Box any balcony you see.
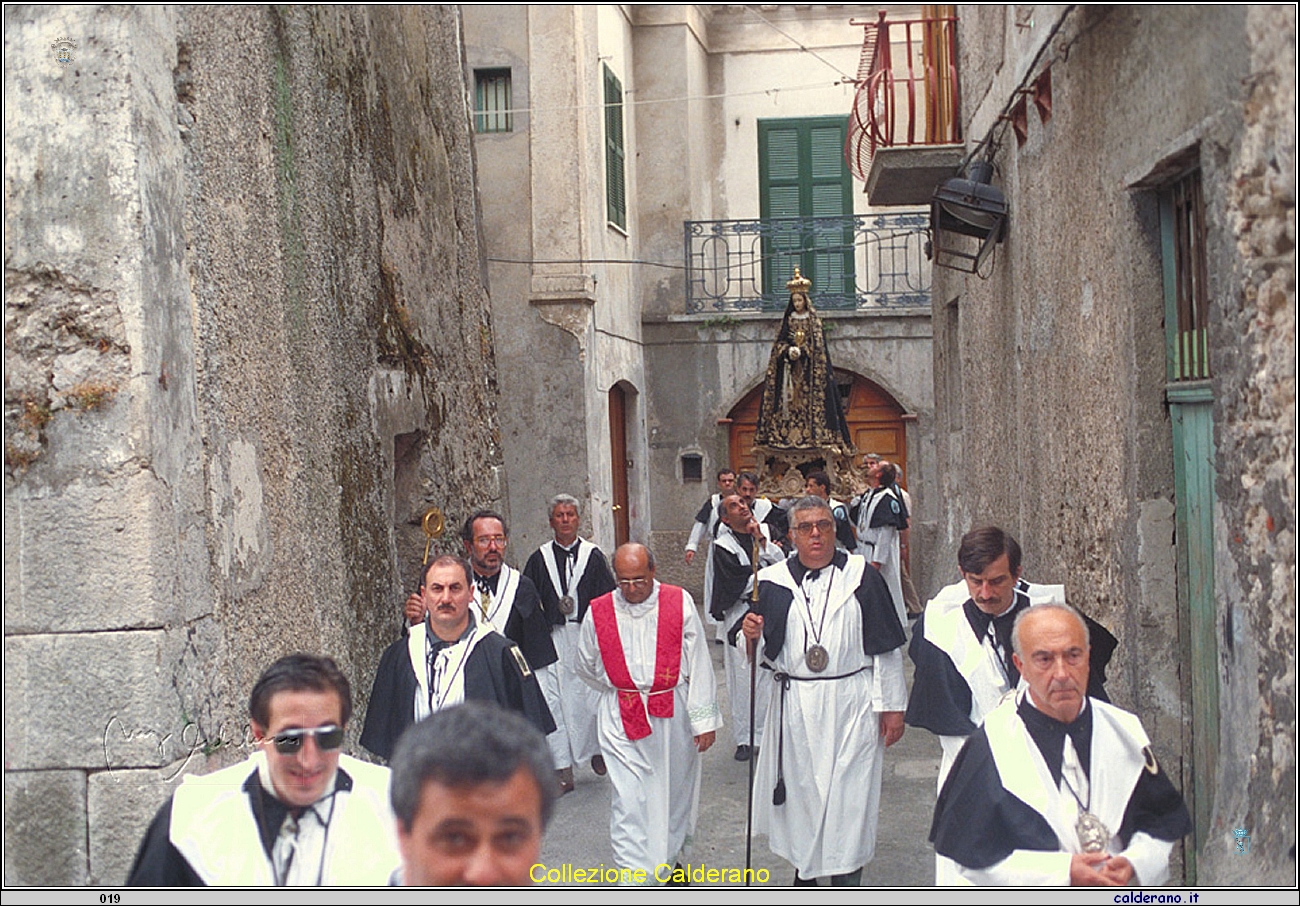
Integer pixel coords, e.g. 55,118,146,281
846,9,965,206
684,213,930,314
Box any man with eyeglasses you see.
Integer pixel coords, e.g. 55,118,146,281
575,543,721,882
930,605,1189,885
740,496,907,886
127,654,400,885
454,509,557,680
361,556,555,763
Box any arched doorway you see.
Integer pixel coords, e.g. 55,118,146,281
726,370,907,483
609,383,631,547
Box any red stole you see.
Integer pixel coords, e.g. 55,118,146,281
589,585,685,741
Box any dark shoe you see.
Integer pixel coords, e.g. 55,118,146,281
734,745,752,762
556,767,575,795
591,754,607,776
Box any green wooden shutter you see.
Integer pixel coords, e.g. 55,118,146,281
758,117,854,306
604,65,626,230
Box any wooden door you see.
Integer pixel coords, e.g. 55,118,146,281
609,384,630,547
727,370,907,482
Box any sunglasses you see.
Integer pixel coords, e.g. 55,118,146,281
268,724,344,755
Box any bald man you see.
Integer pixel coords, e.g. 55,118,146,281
575,544,721,882
930,605,1190,886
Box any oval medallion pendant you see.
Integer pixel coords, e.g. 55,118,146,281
1076,812,1109,853
805,644,829,673
559,594,576,615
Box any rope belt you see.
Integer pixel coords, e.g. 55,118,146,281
769,664,871,806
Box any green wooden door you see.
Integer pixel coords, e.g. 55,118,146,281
1160,175,1217,882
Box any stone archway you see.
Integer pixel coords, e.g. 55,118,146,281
726,369,907,490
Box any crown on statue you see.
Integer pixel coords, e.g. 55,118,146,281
786,267,812,294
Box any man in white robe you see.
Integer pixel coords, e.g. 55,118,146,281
741,496,907,886
710,493,782,761
855,459,909,625
361,556,554,762
930,604,1190,885
906,527,1117,790
737,470,788,549
684,468,735,637
575,543,722,883
522,494,618,793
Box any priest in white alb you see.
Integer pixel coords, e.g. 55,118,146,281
575,543,722,882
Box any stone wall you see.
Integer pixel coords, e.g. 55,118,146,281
4,5,502,885
1198,4,1296,885
933,4,1295,884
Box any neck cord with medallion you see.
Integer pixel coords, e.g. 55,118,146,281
1057,722,1108,852
799,562,836,673
424,615,476,715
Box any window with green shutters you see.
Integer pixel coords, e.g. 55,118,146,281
604,65,627,231
758,116,854,305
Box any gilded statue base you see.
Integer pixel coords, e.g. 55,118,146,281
753,445,869,502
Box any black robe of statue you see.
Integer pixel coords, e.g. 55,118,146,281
753,294,853,451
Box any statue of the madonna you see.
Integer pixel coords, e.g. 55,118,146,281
753,268,854,452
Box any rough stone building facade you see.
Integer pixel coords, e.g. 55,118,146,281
923,5,1294,884
462,5,939,600
5,6,503,885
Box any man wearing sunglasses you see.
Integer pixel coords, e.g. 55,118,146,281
127,654,400,885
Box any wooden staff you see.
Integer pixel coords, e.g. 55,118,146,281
745,524,761,884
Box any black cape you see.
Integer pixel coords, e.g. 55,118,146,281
865,484,909,530
710,529,762,621
522,542,618,625
905,590,1118,737
930,699,1191,871
360,626,555,761
126,766,358,886
731,549,906,657
472,569,558,671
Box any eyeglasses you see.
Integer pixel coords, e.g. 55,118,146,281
473,535,507,547
792,520,835,536
617,578,651,589
269,724,344,755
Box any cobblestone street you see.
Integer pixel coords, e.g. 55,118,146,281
539,621,939,887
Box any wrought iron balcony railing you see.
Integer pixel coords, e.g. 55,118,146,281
684,212,931,313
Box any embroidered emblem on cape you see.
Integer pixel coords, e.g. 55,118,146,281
509,645,532,678
1143,745,1159,775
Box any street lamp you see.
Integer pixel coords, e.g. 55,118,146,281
929,159,1008,274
